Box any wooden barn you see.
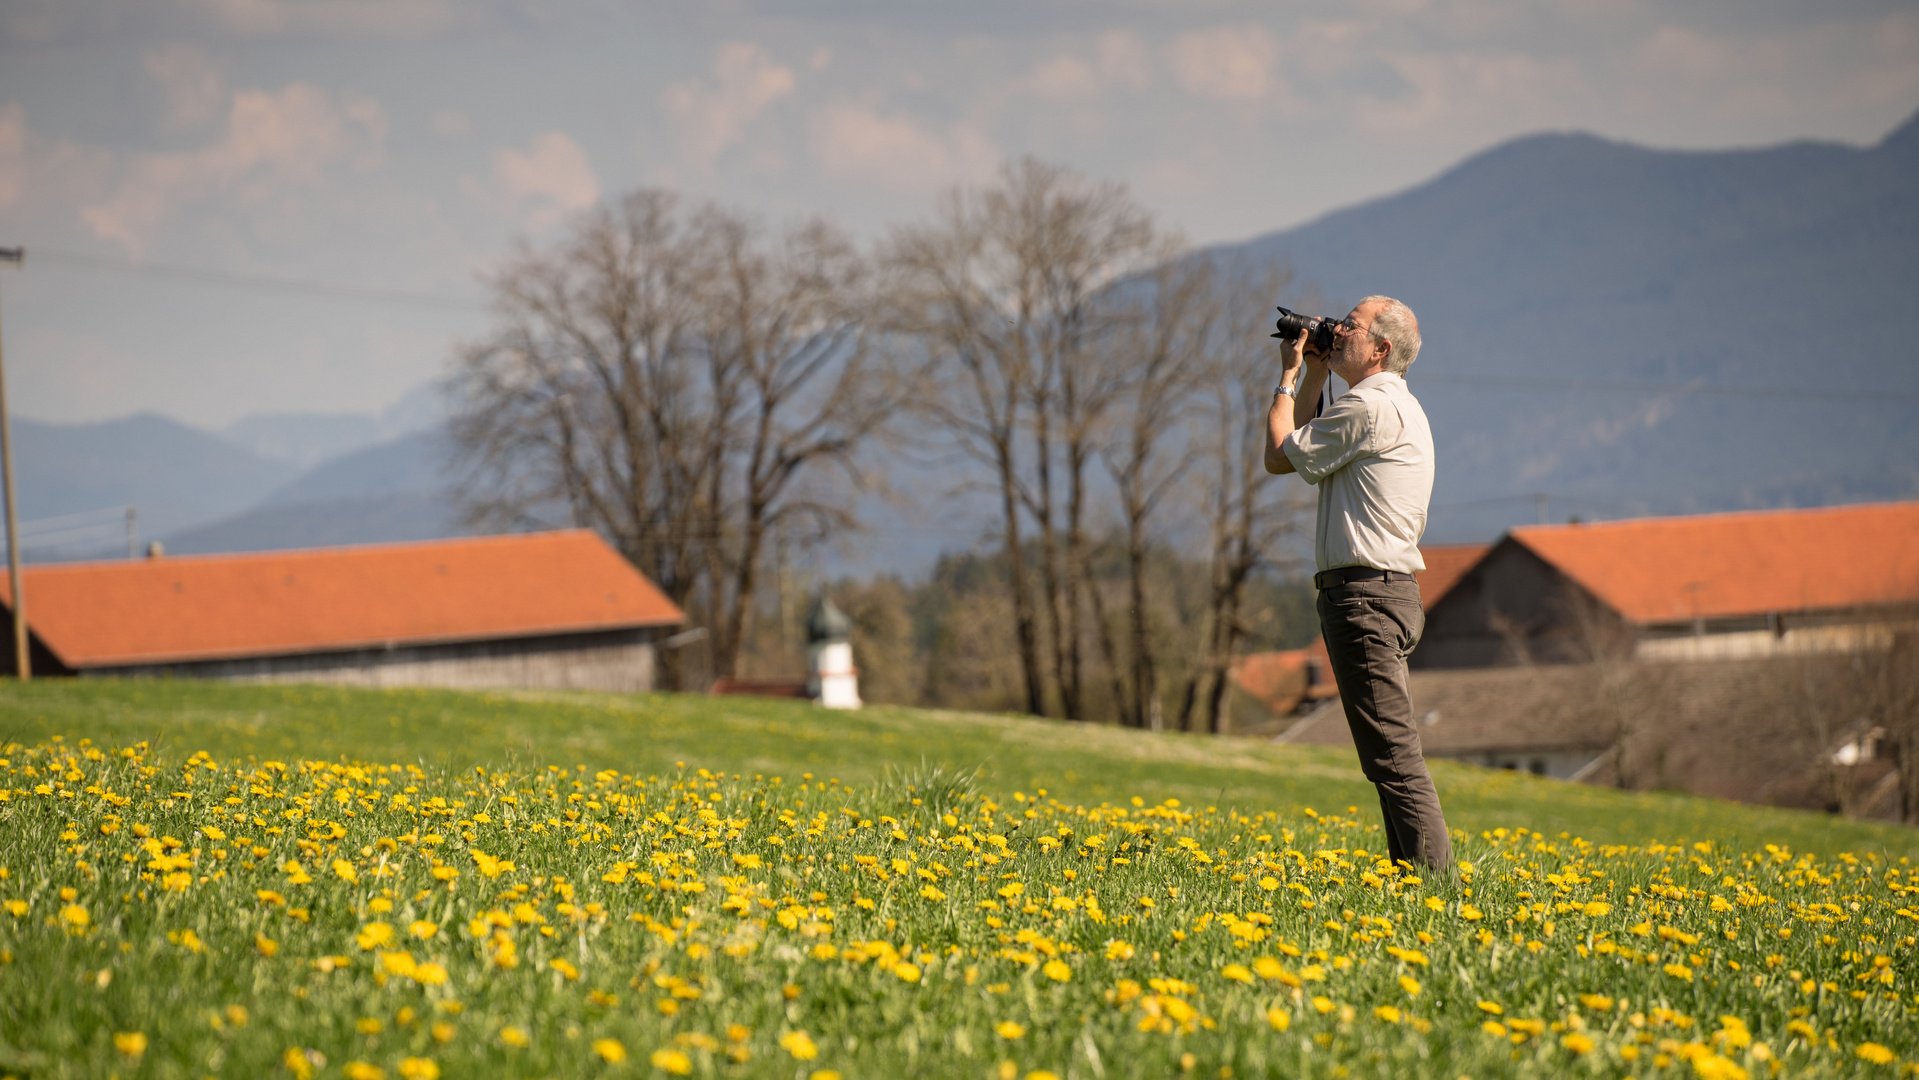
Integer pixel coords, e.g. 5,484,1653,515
0,531,683,691
1412,502,1919,669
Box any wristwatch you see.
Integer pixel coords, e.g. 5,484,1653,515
1276,381,1300,398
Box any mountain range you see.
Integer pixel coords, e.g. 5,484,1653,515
1221,107,1919,539
9,107,1918,566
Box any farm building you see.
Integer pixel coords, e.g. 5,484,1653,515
0,531,683,691
1412,501,1919,669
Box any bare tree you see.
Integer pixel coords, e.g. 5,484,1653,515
1175,262,1312,734
448,191,893,686
698,215,899,678
1101,257,1217,729
885,159,1165,718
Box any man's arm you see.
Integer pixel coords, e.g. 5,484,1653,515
1264,337,1331,475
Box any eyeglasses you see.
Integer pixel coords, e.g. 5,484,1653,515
1335,319,1386,342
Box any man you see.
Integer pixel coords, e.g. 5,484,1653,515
1263,295,1452,873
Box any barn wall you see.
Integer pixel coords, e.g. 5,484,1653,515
86,629,658,692
1413,539,1631,669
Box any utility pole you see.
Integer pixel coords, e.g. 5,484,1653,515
0,246,25,680
126,506,137,559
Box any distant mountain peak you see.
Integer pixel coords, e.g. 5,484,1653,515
1879,106,1919,155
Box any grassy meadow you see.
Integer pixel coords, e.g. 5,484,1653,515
1,679,1916,1079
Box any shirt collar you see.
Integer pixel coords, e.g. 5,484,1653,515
1349,371,1404,392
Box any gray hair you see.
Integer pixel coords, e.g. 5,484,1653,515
1357,295,1421,375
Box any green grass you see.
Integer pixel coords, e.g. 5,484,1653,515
0,679,1910,861
0,679,1915,1080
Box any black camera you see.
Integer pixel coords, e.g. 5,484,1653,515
1271,306,1348,354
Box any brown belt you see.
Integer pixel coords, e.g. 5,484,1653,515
1313,566,1415,590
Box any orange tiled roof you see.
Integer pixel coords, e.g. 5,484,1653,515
1417,544,1490,609
1230,638,1334,714
0,531,683,669
1509,502,1919,625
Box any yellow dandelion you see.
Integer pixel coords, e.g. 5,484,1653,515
780,1031,819,1061
283,1048,316,1080
1042,960,1071,983
4,900,26,917
1221,964,1254,984
1856,1043,1896,1065
343,1063,384,1080
397,1059,440,1080
59,904,89,930
649,1048,692,1074
592,1038,627,1063
409,920,439,940
1374,1006,1401,1023
356,922,394,950
1476,1001,1503,1015
1583,901,1611,917
894,962,922,983
331,859,358,883
1562,1033,1595,1054
500,1026,530,1048
1312,996,1335,1014
1578,994,1614,1012
1266,1008,1290,1032
810,1072,841,1080
1105,941,1135,961
996,1021,1026,1040
1398,975,1421,996
1482,1021,1508,1037
255,933,279,957
113,1032,147,1057
1664,963,1694,982
550,958,579,980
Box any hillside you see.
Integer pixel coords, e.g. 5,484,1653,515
0,678,1907,859
1217,109,1919,540
9,414,294,552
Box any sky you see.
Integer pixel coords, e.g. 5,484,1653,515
0,0,1914,430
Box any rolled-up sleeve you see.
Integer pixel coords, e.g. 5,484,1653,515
1282,396,1371,485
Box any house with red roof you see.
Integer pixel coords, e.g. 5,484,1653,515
0,531,684,690
1413,501,1919,669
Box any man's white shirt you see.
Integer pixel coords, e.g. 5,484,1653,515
1281,371,1434,574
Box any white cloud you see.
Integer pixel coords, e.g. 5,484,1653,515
431,109,471,138
810,101,1000,195
1167,25,1283,102
80,83,386,255
661,42,796,173
187,0,452,36
463,131,600,233
145,43,226,130
0,103,117,217
1020,31,1152,104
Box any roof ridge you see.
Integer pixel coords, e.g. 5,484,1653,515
16,529,599,574
1511,499,1918,537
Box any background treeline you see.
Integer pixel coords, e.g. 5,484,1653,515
448,160,1317,730
735,544,1319,726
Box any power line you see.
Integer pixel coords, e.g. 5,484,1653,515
24,247,488,313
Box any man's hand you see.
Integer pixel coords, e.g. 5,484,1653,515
1281,332,1307,385
1266,336,1308,475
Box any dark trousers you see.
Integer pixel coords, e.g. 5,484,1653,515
1317,578,1454,872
